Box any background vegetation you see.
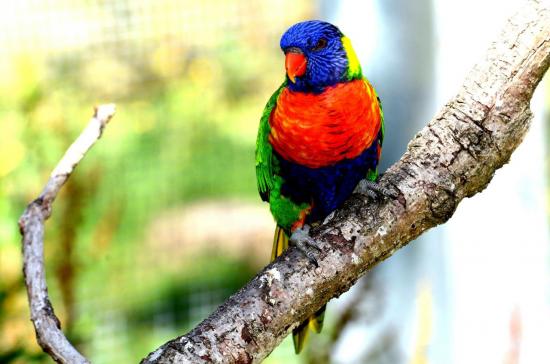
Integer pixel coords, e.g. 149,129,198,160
0,1,315,363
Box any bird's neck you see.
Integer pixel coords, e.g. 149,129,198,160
286,73,363,93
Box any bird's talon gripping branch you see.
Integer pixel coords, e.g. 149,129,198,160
354,179,398,199
290,224,322,267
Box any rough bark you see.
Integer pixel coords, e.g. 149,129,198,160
19,105,116,364
142,1,550,363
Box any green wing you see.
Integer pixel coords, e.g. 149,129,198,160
364,77,385,181
376,91,385,147
363,77,384,146
256,82,286,201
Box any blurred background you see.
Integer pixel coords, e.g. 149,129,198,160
0,0,548,363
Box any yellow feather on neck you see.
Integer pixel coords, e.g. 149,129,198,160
341,36,362,79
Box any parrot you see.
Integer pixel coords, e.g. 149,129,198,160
255,20,393,354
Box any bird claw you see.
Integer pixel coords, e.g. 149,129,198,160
354,179,398,199
290,225,322,267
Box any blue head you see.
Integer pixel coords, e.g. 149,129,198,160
280,20,362,93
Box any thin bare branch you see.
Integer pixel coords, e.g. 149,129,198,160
142,1,550,363
19,104,116,364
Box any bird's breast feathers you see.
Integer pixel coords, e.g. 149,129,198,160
269,79,381,168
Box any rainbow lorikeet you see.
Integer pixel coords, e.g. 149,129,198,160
255,20,393,353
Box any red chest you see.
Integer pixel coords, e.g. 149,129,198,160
268,79,382,168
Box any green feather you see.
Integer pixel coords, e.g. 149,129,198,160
363,77,385,182
268,174,310,231
374,84,385,146
255,82,286,201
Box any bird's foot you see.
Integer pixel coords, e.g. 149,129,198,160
290,224,322,267
355,179,398,199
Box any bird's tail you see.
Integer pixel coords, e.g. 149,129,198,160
270,225,289,261
271,225,326,354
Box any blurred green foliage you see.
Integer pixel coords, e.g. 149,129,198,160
0,36,305,364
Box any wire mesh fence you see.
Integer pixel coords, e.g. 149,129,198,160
0,1,316,363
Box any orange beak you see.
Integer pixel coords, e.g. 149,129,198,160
285,52,307,83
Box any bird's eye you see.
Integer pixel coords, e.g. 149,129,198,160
311,37,328,51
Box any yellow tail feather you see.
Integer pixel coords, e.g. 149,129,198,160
309,305,326,333
271,225,289,261
292,320,310,354
271,225,326,354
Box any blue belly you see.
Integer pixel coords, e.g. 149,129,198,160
276,137,380,223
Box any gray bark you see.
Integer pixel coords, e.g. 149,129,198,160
142,1,550,363
19,105,116,364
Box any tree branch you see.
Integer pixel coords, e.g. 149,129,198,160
19,104,116,364
142,1,550,363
